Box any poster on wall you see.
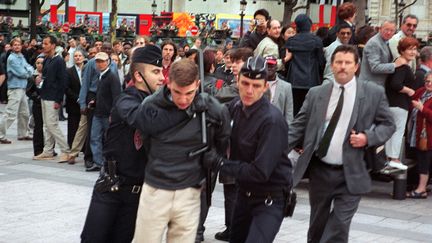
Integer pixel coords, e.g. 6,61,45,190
215,13,252,39
75,12,103,33
117,15,137,32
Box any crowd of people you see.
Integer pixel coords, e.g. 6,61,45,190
0,3,431,243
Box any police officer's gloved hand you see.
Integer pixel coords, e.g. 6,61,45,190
203,148,224,171
191,93,208,113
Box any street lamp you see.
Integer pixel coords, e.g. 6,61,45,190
151,0,157,21
239,0,247,38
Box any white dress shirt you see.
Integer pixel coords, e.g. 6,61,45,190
321,77,357,165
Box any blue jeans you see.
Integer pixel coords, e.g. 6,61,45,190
90,116,109,166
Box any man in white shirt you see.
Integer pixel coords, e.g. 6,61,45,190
289,45,395,242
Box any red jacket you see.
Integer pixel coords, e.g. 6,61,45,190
412,87,432,150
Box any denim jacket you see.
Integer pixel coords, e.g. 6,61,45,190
7,52,34,89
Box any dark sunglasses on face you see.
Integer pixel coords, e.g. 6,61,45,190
406,23,417,28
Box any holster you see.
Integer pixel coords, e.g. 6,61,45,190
283,189,297,217
94,159,120,193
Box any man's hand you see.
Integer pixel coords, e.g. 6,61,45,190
80,108,88,115
203,149,224,171
350,130,368,148
412,99,423,112
394,57,407,68
54,102,61,110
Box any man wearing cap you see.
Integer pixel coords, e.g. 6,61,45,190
81,46,165,243
79,42,118,169
86,51,121,172
204,56,292,242
130,59,231,242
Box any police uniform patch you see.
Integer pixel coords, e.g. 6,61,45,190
134,130,143,150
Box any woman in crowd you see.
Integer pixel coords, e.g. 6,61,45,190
406,71,432,199
384,37,418,170
110,53,125,89
26,56,44,156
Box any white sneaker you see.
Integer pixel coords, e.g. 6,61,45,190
388,160,408,170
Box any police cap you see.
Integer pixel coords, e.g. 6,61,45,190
240,56,268,80
132,45,163,67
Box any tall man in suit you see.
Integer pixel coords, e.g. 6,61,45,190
65,50,84,147
359,20,406,86
289,45,396,242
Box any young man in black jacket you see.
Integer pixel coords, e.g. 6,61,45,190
130,59,231,242
81,45,165,242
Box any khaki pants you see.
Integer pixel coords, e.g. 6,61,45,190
41,100,70,154
69,114,88,157
133,183,201,243
0,88,29,139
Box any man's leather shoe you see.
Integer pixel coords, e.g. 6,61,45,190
68,156,76,165
18,136,33,141
0,138,12,144
215,228,230,242
85,160,94,169
85,164,101,172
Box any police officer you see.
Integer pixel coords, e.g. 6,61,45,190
80,45,165,243
204,56,292,243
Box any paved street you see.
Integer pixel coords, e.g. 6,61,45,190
0,104,431,242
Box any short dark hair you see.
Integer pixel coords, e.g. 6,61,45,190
130,62,146,83
331,45,359,64
203,49,215,74
402,14,418,24
254,9,270,21
337,23,352,33
169,59,199,87
44,35,57,45
230,48,253,62
161,40,177,62
397,37,419,55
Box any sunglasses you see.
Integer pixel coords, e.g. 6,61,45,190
339,31,352,36
406,23,417,28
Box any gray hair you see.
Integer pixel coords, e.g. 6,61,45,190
380,19,396,27
420,46,432,62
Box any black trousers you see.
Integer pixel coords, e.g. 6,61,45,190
67,112,80,148
32,102,44,156
84,109,94,162
292,88,309,116
230,191,285,243
223,184,237,229
81,187,141,243
308,160,361,243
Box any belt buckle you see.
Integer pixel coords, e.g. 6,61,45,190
131,185,141,194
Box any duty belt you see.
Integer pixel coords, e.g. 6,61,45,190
119,184,142,194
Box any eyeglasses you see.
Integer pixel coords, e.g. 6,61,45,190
136,42,144,45
339,31,352,36
36,62,43,64
425,80,432,84
406,23,417,28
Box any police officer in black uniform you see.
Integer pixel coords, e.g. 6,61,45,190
80,45,165,243
205,56,292,243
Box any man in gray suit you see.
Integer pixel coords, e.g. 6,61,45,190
359,20,406,86
265,56,293,126
289,45,395,243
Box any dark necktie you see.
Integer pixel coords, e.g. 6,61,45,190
386,42,393,62
316,86,345,159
